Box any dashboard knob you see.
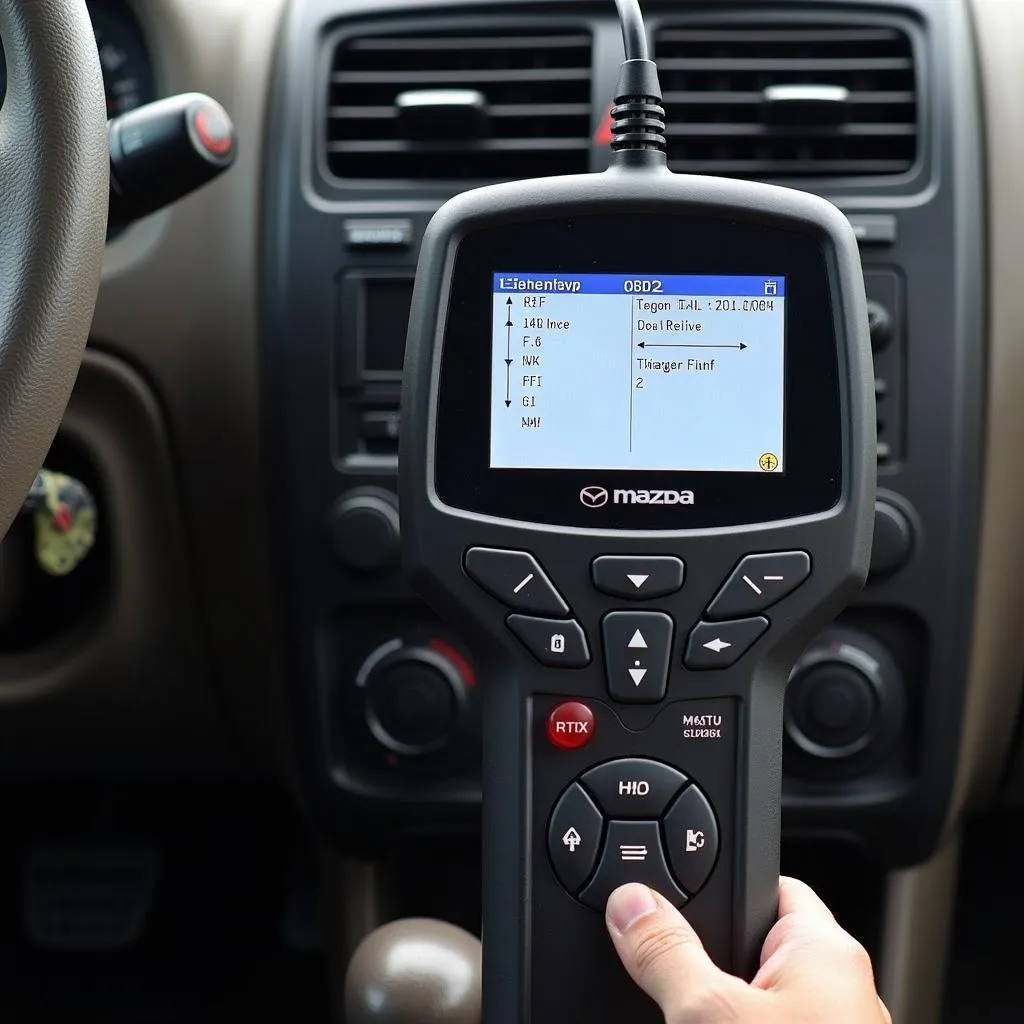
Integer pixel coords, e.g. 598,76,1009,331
332,489,400,573
358,641,471,756
785,629,904,762
870,498,915,578
866,299,894,352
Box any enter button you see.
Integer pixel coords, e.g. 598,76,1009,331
663,785,720,895
580,758,687,818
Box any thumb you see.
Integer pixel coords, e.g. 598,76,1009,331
605,884,724,1012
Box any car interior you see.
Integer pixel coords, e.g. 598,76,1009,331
0,0,1022,1021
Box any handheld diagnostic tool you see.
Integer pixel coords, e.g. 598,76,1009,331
401,2,875,1021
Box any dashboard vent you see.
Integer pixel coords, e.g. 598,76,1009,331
325,26,592,181
653,21,919,179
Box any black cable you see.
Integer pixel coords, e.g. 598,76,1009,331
611,0,666,164
615,0,649,61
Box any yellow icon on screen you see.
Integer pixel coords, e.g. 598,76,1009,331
759,453,779,473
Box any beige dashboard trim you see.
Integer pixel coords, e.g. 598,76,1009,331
90,0,292,770
950,0,1024,823
0,351,230,769
879,839,960,1024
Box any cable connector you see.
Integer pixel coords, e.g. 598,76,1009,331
610,58,667,166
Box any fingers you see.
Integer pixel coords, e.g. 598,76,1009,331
759,876,836,967
605,884,725,1013
777,876,836,922
754,877,878,1003
607,880,886,1023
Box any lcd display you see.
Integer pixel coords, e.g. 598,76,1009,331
490,274,786,473
434,214,841,530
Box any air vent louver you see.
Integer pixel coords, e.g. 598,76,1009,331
325,27,592,181
654,22,919,179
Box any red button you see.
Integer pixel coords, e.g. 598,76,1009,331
193,105,234,158
546,702,595,750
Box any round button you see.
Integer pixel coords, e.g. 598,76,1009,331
358,641,471,757
785,630,906,763
367,663,457,753
546,702,595,750
870,499,914,578
798,665,877,749
866,300,893,352
332,490,400,573
787,661,879,759
191,103,234,158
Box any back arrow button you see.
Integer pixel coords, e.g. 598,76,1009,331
703,637,732,654
685,617,769,670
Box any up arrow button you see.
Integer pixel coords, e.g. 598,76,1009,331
628,629,648,649
603,611,674,703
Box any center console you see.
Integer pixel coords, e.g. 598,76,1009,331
261,0,984,882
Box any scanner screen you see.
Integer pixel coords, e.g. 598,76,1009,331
490,274,786,474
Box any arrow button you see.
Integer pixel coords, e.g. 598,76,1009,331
685,617,769,670
602,611,674,704
628,629,648,649
465,548,568,617
702,637,732,654
706,552,811,619
547,784,603,894
628,665,648,686
592,556,685,601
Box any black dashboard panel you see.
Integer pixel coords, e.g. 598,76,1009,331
262,0,984,866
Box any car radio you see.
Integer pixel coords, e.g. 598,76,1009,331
399,2,874,1020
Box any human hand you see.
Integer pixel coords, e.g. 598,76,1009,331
606,878,890,1023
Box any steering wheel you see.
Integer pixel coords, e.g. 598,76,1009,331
0,0,109,534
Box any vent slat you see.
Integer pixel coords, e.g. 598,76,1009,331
665,123,916,138
657,57,912,73
657,28,903,44
656,20,919,180
328,138,591,154
348,33,591,51
330,103,592,120
331,67,590,85
668,159,911,175
664,90,915,105
324,26,592,181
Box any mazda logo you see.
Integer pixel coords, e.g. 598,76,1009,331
579,486,609,509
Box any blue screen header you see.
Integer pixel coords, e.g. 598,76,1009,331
493,273,786,298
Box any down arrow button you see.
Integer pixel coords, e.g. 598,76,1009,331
603,611,674,703
592,556,685,601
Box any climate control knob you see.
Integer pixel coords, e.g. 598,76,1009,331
785,628,904,763
357,640,473,757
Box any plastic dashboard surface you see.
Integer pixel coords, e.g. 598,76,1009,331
260,0,988,871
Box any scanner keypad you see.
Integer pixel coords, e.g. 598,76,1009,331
547,758,720,908
464,547,812,693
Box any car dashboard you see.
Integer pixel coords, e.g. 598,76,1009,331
3,1,1024,1021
